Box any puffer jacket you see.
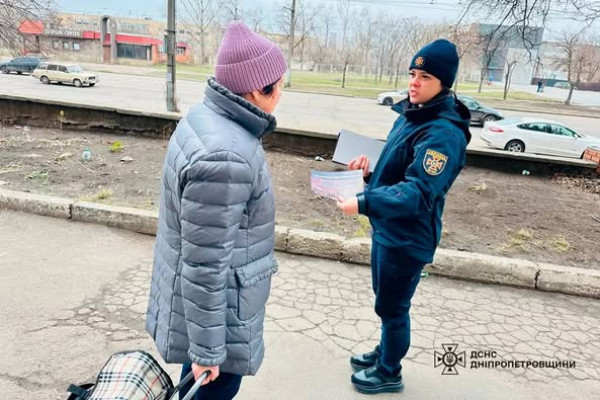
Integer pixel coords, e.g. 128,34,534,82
146,78,278,376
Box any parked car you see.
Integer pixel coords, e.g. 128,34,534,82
553,81,571,89
481,117,600,159
377,89,408,105
0,55,47,75
377,90,503,126
32,63,99,87
457,95,503,126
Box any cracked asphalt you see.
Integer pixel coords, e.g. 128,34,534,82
1,209,599,399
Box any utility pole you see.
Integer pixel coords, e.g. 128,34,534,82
166,0,177,112
284,0,296,87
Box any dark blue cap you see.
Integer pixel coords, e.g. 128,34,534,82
409,39,459,88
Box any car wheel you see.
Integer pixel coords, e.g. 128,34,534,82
74,79,82,88
383,97,394,106
89,83,96,87
16,71,22,75
505,140,525,153
40,76,50,84
482,115,497,125
0,67,8,74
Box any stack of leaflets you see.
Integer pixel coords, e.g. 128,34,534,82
310,170,364,200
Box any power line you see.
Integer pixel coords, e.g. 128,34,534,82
323,0,462,12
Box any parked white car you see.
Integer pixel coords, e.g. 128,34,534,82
377,89,408,105
481,118,600,159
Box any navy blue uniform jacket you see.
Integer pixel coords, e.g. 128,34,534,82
357,93,471,264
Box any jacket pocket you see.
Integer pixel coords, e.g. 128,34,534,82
234,253,278,321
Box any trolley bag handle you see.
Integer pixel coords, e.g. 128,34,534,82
66,383,94,399
170,371,209,400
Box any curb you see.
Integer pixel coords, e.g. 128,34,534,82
1,188,598,299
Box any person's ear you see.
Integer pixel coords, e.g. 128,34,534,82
242,90,262,105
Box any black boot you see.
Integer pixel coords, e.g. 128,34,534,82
351,365,404,395
350,345,381,372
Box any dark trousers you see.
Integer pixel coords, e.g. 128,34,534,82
371,242,425,376
179,363,243,400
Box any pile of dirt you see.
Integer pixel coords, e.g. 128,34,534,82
1,125,599,270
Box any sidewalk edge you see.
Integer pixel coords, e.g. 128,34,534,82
1,188,598,299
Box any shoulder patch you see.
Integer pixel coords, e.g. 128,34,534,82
423,149,448,176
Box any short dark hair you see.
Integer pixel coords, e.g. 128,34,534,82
260,79,279,96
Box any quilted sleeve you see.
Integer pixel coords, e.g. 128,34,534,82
179,151,253,366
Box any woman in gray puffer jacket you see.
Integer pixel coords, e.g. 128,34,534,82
146,22,287,399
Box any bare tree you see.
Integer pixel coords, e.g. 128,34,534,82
295,1,317,71
460,0,600,50
385,22,406,85
245,7,269,33
275,0,319,86
554,30,596,105
356,8,376,80
337,0,354,88
372,14,389,82
449,24,479,91
583,34,600,82
180,0,218,64
476,24,523,93
503,57,518,99
0,0,53,55
222,0,242,22
281,0,296,87
310,3,335,72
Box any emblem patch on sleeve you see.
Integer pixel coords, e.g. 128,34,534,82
423,149,448,176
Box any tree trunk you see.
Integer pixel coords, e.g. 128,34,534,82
200,32,206,65
453,60,460,92
478,68,485,93
503,69,510,100
300,41,305,71
342,60,348,88
565,84,574,105
285,0,296,88
394,61,401,90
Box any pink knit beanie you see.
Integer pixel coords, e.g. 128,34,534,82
215,22,287,95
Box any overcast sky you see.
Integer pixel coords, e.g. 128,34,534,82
57,0,599,40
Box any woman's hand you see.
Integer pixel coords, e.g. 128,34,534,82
337,197,359,216
348,155,371,178
191,363,219,386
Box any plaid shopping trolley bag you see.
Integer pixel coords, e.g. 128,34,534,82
66,350,207,400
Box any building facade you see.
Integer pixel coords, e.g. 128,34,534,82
472,23,544,85
19,13,192,65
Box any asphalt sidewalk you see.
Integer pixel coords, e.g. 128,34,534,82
1,209,599,399
1,187,599,299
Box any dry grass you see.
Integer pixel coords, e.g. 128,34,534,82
551,236,572,253
468,182,487,193
79,188,113,202
499,228,536,253
353,215,371,238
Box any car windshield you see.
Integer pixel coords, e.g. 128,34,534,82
67,66,83,73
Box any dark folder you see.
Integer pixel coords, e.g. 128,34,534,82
332,129,385,173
